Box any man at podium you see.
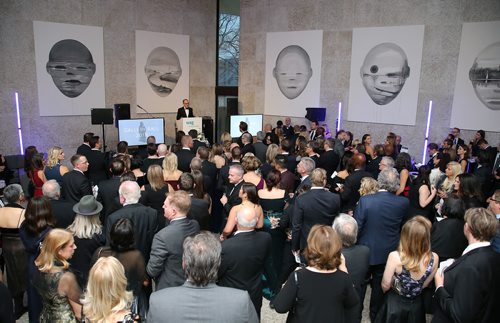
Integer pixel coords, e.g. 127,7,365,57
176,98,195,120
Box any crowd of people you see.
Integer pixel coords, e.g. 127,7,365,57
0,118,499,323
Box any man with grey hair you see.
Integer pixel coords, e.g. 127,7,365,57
333,214,370,323
354,168,409,322
253,131,267,164
106,180,157,263
2,183,23,205
240,132,255,157
219,206,271,318
148,232,258,323
220,164,245,230
42,180,74,228
378,156,395,172
294,156,315,194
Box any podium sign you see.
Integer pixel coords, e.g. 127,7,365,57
176,117,202,133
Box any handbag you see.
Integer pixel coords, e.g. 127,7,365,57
286,271,300,323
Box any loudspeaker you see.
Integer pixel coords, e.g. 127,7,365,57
227,98,238,115
202,117,214,145
91,108,114,125
305,107,326,122
114,103,131,127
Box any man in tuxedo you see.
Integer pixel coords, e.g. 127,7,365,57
240,132,255,157
451,127,465,148
427,143,439,168
176,98,194,120
294,157,315,194
292,168,340,252
237,122,253,148
97,159,125,224
334,214,370,323
282,117,294,140
175,135,195,172
318,138,340,179
477,139,498,167
148,232,259,323
263,123,278,145
218,205,271,318
253,131,267,164
433,207,500,323
354,168,409,322
76,132,93,157
42,180,75,229
147,190,200,290
197,146,218,196
62,154,92,205
86,135,108,185
218,145,242,192
106,181,158,263
340,153,374,213
277,139,297,174
308,120,319,141
220,164,245,230
189,129,207,154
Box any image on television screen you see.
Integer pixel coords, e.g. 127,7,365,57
230,114,263,137
118,118,165,146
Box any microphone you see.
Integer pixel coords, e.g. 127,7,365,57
137,104,155,118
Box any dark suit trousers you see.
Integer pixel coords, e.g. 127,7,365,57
360,264,385,322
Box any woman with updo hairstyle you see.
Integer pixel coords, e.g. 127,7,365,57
33,229,82,322
242,155,265,190
29,153,47,197
377,216,438,322
44,146,69,187
274,225,357,322
92,218,148,319
408,166,437,222
83,257,135,323
362,134,376,160
395,152,412,197
260,143,279,180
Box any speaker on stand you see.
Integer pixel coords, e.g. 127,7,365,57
114,103,131,128
202,117,214,145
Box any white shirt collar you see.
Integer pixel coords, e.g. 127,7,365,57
171,216,187,222
462,241,490,255
301,175,309,182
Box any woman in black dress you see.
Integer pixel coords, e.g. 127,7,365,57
453,173,485,209
274,225,358,322
140,164,169,230
408,166,437,222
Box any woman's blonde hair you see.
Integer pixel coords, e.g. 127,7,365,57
35,229,73,272
82,257,132,323
359,177,379,197
265,144,279,164
398,216,432,272
220,132,232,143
162,153,178,173
242,155,261,172
147,164,166,191
46,146,63,168
304,225,342,270
441,161,462,192
67,213,102,239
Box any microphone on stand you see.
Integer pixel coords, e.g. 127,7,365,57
137,104,156,118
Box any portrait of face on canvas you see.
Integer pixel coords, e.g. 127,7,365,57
46,39,96,98
469,41,500,111
273,45,313,100
360,42,410,105
144,46,183,97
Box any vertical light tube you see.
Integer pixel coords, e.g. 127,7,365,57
337,102,342,132
15,92,24,154
422,100,433,164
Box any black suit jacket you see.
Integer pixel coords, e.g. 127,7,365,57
76,144,92,157
253,142,267,164
431,218,468,261
240,143,255,156
192,139,207,154
175,148,195,173
292,188,340,251
343,245,370,323
223,180,244,217
96,176,122,223
176,107,194,120
433,246,500,323
340,169,374,212
217,161,239,192
318,149,340,178
219,231,272,315
86,149,108,185
201,160,218,195
282,125,294,140
62,170,92,205
50,199,76,229
188,197,210,230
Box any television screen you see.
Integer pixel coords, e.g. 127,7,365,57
118,118,165,146
230,114,263,137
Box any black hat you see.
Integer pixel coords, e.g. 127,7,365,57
73,195,103,216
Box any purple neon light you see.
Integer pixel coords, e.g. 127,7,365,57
421,100,433,164
337,102,342,132
15,92,24,154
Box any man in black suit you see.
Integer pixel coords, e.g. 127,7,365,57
318,138,340,179
294,157,314,195
340,153,374,213
175,135,195,172
292,168,340,253
237,121,253,147
354,168,409,322
106,181,158,263
426,143,439,168
42,180,75,229
309,120,319,141
218,145,242,192
62,154,92,205
147,190,200,290
263,123,278,145
176,98,194,120
87,136,108,185
474,149,495,198
333,213,370,323
450,127,465,148
220,164,245,231
197,146,218,195
478,139,498,167
253,131,267,164
433,207,500,323
277,139,297,174
282,117,294,140
96,159,125,225
240,132,255,157
178,173,210,230
219,205,272,318
76,132,93,157
188,129,207,154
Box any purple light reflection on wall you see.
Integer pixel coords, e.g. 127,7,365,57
337,102,342,132
421,100,433,164
15,92,24,155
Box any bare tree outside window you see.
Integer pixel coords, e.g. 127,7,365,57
218,13,239,86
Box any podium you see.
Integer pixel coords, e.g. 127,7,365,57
176,117,202,134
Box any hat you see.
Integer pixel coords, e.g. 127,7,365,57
73,195,103,216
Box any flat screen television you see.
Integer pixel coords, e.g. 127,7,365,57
118,118,165,146
230,114,263,137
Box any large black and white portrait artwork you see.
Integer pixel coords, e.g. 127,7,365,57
34,21,105,116
451,21,500,131
136,31,189,114
348,25,424,125
265,30,322,117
